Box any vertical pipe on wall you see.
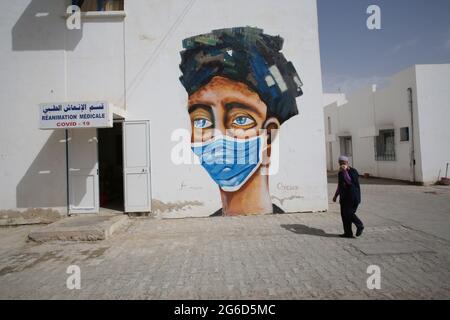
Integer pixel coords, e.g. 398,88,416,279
65,129,70,216
64,4,69,216
327,116,332,170
372,85,378,177
408,87,416,183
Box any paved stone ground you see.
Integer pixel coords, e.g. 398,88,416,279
0,178,449,299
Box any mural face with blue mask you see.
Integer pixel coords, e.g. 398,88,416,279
192,135,264,192
181,27,303,216
186,75,284,216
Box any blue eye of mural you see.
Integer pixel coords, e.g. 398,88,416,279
194,118,212,129
233,116,254,126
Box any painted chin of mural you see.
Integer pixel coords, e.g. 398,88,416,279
188,76,280,216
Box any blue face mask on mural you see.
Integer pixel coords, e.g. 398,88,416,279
191,135,264,192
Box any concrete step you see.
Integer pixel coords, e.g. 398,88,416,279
28,214,128,242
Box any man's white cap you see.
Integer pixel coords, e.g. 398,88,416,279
338,155,349,162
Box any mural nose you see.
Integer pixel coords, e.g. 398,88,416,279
213,126,227,138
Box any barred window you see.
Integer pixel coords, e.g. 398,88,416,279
375,129,396,161
72,0,124,12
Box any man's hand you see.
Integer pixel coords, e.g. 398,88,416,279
332,195,337,202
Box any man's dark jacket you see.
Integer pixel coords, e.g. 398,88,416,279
338,167,361,208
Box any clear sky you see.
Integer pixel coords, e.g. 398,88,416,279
317,0,450,94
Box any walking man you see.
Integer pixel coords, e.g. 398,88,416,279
332,155,364,238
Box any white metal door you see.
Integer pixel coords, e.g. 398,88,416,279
68,129,99,214
123,121,151,213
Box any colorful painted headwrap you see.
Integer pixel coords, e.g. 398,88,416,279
179,26,303,124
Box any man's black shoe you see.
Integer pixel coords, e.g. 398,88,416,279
339,234,355,238
356,227,364,237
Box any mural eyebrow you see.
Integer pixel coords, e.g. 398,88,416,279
188,104,213,115
224,102,263,117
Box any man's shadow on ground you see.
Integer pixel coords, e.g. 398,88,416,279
281,224,341,238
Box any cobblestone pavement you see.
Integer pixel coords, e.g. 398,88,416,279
0,180,449,299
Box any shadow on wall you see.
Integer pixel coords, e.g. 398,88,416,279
16,131,68,208
12,0,82,51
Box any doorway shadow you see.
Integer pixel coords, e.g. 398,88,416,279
98,123,124,212
281,224,340,238
16,130,68,208
12,0,82,51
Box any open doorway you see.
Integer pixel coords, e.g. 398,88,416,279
98,122,124,212
339,136,353,166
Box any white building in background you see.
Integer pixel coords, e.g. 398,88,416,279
0,0,328,217
324,64,450,185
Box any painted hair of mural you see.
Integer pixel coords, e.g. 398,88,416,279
179,26,304,216
179,26,303,124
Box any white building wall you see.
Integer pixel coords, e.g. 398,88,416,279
324,86,377,173
324,64,450,184
323,93,347,108
323,102,339,171
415,64,450,184
0,0,328,216
371,66,420,182
0,0,125,212
125,0,328,217
323,93,348,171
339,86,376,174
1,0,67,212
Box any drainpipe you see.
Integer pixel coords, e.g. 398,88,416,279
371,84,378,177
408,88,416,183
65,129,70,216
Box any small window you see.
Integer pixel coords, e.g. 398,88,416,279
400,127,409,142
375,129,396,161
72,0,124,12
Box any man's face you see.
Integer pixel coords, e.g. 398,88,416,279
187,76,270,142
339,161,349,168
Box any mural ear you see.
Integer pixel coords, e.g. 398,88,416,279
263,117,280,145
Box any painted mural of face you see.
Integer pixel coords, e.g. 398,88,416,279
188,76,279,216
179,27,304,216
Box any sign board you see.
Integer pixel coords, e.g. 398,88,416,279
39,101,113,129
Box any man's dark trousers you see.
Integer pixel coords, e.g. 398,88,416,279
340,203,363,236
